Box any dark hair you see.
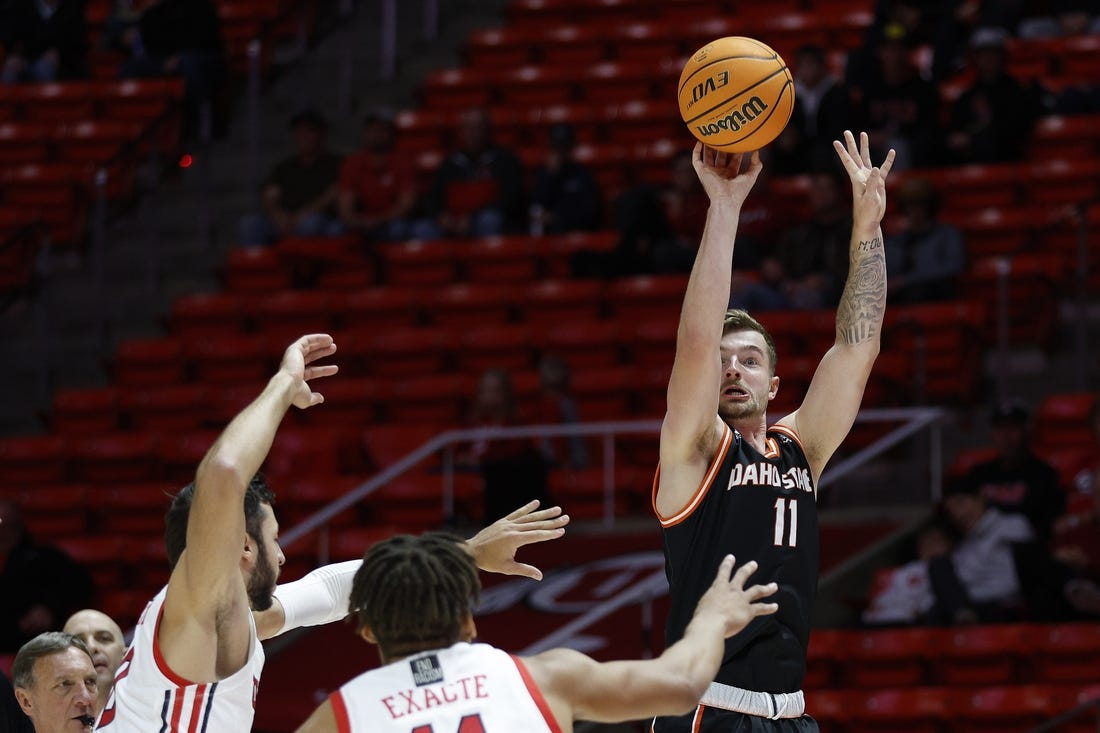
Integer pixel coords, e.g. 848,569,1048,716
165,474,275,570
13,633,92,690
724,309,779,375
349,533,480,659
795,44,827,65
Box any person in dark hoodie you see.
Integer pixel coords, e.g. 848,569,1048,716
0,500,94,653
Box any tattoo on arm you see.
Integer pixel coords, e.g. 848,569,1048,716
836,246,887,345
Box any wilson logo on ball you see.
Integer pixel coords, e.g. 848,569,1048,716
695,96,769,137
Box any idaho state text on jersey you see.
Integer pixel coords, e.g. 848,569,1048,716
725,462,812,493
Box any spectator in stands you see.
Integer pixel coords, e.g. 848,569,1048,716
785,45,850,173
337,109,439,242
1019,0,1100,37
929,478,1035,623
862,520,954,626
945,27,1041,164
529,123,601,235
2,670,34,733
729,167,851,311
238,110,344,247
11,632,98,733
533,354,588,471
850,23,941,170
961,401,1064,541
117,0,225,137
0,501,94,654
886,178,966,304
61,610,124,715
0,0,87,84
463,368,552,524
426,109,526,237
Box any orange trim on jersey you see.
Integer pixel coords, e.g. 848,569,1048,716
652,423,733,528
763,437,780,459
330,691,352,733
510,656,564,733
152,606,200,688
692,705,705,732
768,423,804,452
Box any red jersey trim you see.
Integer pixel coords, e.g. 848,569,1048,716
186,684,207,733
510,656,564,733
153,606,201,688
653,423,733,528
692,705,705,732
329,691,352,733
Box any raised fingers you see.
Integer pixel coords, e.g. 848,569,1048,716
503,499,542,521
745,581,779,602
730,559,759,589
879,148,897,178
859,131,872,168
844,129,860,164
303,363,339,382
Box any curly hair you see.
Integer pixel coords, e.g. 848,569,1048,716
349,533,480,659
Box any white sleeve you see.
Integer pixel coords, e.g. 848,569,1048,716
271,560,362,636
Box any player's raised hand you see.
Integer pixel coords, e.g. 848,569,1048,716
833,130,895,228
466,500,570,580
279,334,338,409
693,555,778,638
692,142,763,207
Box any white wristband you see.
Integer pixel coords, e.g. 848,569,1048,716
271,560,362,636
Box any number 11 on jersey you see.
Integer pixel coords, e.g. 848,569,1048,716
773,498,798,547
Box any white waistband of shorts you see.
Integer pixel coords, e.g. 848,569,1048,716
699,682,805,720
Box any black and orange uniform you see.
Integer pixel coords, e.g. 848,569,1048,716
652,423,819,733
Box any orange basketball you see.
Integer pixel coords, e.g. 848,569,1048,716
677,36,795,152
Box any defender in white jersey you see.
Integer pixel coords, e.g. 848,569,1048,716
295,533,779,733
98,335,569,733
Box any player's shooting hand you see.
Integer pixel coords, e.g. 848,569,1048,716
692,142,762,208
466,500,569,580
694,555,778,638
279,334,338,409
833,130,895,228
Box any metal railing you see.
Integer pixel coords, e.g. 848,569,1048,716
280,407,947,561
1028,695,1100,733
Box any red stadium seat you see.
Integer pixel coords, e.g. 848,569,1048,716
930,624,1030,686
517,279,604,325
540,320,621,369
1031,624,1100,684
249,290,333,343
620,315,677,368
53,535,130,589
601,99,682,144
525,104,601,147
539,231,618,277
378,240,458,286
884,300,987,402
962,254,1064,347
420,68,494,111
571,366,633,420
0,123,51,165
456,324,535,373
364,326,456,378
393,109,449,152
362,424,442,470
462,235,540,283
290,377,381,427
169,292,248,337
429,282,518,328
947,447,998,477
0,435,68,484
100,483,177,535
1024,159,1100,207
579,61,657,104
329,525,411,562
112,337,186,387
378,374,473,425
1030,114,1100,160
155,430,219,484
609,22,684,65
539,25,609,67
19,484,89,536
120,384,209,432
370,471,481,526
496,65,577,107
804,629,843,690
10,83,95,123
606,274,688,320
274,475,365,527
464,27,536,70
949,685,1062,732
266,426,361,479
842,628,932,688
335,287,422,331
803,688,861,733
71,433,159,484
50,386,120,434
851,687,951,733
1034,392,1096,453
185,334,272,385
0,163,88,246
222,247,292,292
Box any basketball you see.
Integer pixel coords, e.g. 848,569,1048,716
677,36,795,152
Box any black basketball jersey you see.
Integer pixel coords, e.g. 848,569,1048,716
654,422,818,695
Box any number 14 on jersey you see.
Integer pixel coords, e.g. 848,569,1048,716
773,498,798,547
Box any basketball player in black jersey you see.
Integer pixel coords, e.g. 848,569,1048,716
652,130,894,733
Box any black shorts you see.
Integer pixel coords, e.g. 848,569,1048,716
653,705,820,733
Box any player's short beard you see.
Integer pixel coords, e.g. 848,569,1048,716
246,539,277,612
719,392,762,422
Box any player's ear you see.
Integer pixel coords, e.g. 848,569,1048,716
460,614,476,642
768,375,779,400
359,625,378,645
241,532,256,564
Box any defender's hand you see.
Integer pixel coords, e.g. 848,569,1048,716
467,500,569,580
693,555,778,638
279,334,338,409
833,130,895,227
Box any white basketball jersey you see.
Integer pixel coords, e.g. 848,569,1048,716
331,642,561,733
96,586,266,733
